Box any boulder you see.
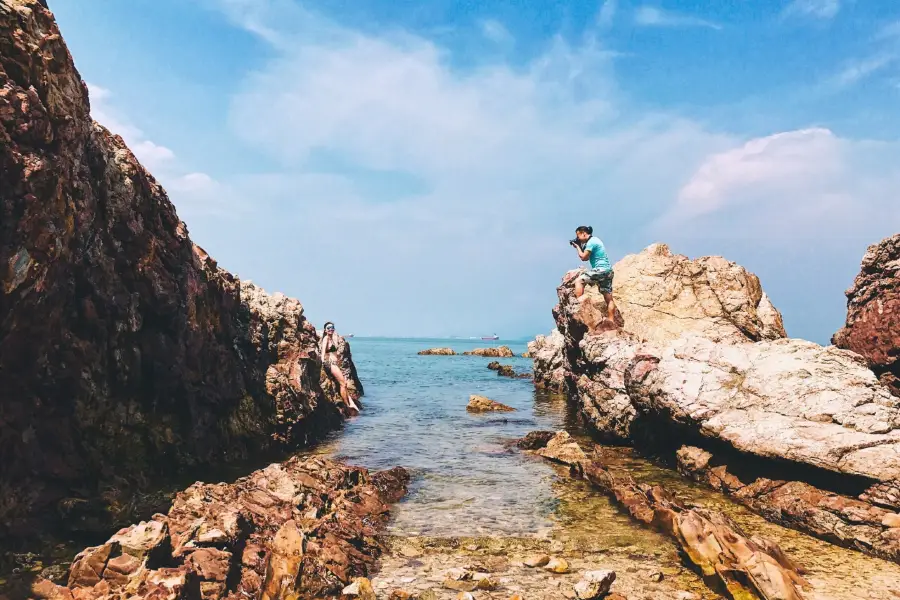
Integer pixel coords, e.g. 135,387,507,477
463,346,514,358
466,395,516,413
37,456,408,600
418,348,456,356
574,570,616,600
627,336,900,484
534,432,587,467
528,329,567,392
0,0,352,541
833,233,900,397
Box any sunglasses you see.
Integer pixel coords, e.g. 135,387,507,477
325,326,335,331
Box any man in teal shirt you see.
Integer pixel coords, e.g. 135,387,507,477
571,225,618,324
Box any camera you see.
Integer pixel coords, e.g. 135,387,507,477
569,238,581,247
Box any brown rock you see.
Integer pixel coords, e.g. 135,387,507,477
109,519,170,563
523,554,551,568
528,329,567,392
833,233,900,397
543,557,569,574
0,0,355,542
516,431,556,450
418,348,457,355
68,543,117,588
466,395,516,413
341,577,376,600
463,346,514,357
534,432,587,467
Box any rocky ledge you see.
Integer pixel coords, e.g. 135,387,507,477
532,241,900,562
833,233,900,397
527,329,566,392
0,0,357,542
417,348,456,356
23,457,409,600
463,346,514,358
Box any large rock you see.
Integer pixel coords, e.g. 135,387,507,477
466,395,516,413
0,0,352,541
627,336,900,484
28,456,409,600
418,347,456,356
551,244,786,441
833,234,900,397
528,329,566,392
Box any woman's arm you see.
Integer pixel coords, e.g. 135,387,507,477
320,334,328,357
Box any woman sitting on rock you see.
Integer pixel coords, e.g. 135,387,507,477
320,322,360,415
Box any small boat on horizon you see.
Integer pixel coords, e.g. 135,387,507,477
346,334,354,338
481,334,499,341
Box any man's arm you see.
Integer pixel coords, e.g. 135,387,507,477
575,244,591,261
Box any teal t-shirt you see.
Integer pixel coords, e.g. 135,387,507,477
585,236,611,272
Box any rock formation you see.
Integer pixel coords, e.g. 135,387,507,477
833,233,900,397
627,336,900,484
0,0,355,542
418,348,456,356
527,329,566,392
25,456,409,600
466,395,516,413
463,346,514,358
676,446,900,563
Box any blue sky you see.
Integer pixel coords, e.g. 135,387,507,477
50,0,900,342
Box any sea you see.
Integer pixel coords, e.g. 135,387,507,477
307,336,576,537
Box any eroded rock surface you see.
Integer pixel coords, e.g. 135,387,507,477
627,336,900,484
418,348,456,356
833,233,900,397
676,446,900,563
27,457,409,600
527,329,566,392
0,0,352,540
466,395,516,413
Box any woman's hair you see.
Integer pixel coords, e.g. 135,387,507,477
575,225,593,235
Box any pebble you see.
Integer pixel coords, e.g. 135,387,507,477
341,577,376,600
524,554,551,568
573,570,616,600
649,571,664,582
544,557,570,574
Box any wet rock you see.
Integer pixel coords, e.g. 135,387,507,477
388,591,412,600
628,336,900,484
516,431,556,450
528,329,567,392
36,457,408,600
466,395,516,413
419,348,457,356
534,432,587,468
676,445,900,562
463,346,514,358
544,558,569,574
488,361,502,370
497,365,516,377
574,569,616,599
0,0,354,541
523,555,551,568
833,233,900,397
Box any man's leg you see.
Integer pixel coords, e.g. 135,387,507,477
574,276,586,298
602,292,617,322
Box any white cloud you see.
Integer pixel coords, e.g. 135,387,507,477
782,0,841,20
829,53,898,88
877,20,900,41
597,0,617,28
479,19,512,45
634,6,721,30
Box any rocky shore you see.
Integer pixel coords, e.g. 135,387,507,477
0,0,358,546
532,240,900,564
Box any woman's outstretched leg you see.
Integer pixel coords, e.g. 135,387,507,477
330,364,360,414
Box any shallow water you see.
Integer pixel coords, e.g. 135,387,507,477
314,337,900,599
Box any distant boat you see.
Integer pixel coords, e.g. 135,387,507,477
481,334,499,341
346,334,354,338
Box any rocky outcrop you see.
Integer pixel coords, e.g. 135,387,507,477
833,234,900,397
466,395,516,413
0,0,354,541
523,432,809,600
463,346,514,358
676,446,900,563
628,336,900,484
527,329,566,392
418,348,456,356
25,456,409,600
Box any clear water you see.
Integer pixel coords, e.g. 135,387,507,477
307,337,573,537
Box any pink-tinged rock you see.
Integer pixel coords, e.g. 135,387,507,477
833,233,900,397
68,543,118,588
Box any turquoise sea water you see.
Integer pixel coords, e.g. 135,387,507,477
309,337,576,537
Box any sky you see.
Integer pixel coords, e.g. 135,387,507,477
49,0,900,342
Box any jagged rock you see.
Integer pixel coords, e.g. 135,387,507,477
627,335,900,484
574,570,616,599
676,445,900,563
516,431,556,450
487,361,501,370
550,244,784,442
418,348,456,356
534,432,587,467
28,457,408,600
833,234,900,397
543,557,569,574
528,329,566,392
463,346,514,358
0,0,353,541
466,395,516,413
607,243,786,346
